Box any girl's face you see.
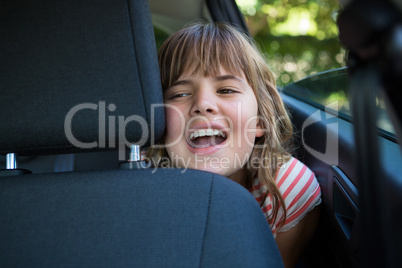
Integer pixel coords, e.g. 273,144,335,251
163,66,263,186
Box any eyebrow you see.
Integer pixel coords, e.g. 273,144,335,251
213,75,245,84
169,79,193,88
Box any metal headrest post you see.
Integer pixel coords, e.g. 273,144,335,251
6,153,17,170
119,145,151,170
129,145,141,162
0,153,31,176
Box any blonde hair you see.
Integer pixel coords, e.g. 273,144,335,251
148,22,293,230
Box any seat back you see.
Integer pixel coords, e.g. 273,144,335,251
0,169,283,267
0,0,283,266
0,0,164,157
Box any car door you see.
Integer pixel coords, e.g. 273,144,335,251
233,0,402,267
280,66,402,267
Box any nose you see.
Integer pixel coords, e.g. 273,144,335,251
190,89,219,116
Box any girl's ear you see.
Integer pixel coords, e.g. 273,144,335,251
255,118,264,138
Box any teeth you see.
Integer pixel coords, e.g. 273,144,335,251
189,129,226,140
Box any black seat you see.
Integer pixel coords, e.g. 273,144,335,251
0,0,283,267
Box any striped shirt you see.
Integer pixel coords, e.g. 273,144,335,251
249,157,321,236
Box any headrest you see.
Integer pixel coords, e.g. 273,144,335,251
0,0,164,156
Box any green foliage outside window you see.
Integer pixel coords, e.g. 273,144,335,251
236,0,346,85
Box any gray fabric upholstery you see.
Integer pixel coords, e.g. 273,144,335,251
0,0,164,155
0,169,283,267
0,0,284,267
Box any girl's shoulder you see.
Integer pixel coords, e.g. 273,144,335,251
275,156,314,185
250,157,321,234
275,156,321,232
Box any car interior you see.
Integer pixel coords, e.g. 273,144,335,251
1,0,401,267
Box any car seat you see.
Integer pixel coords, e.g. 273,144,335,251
0,0,284,267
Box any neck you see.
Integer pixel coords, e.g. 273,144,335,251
228,167,247,188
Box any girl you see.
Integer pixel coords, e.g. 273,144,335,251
147,22,321,268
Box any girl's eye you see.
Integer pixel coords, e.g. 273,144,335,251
169,92,191,99
218,88,237,94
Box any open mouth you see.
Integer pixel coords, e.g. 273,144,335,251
187,129,227,149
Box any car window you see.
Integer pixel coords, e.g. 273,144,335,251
236,0,345,85
154,26,170,49
281,68,350,115
281,68,396,138
236,0,395,138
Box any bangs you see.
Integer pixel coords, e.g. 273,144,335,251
159,23,253,90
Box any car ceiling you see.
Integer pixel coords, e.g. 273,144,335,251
149,0,213,35
340,0,402,11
